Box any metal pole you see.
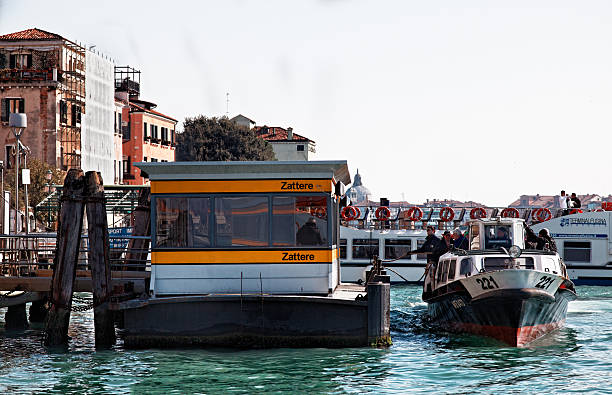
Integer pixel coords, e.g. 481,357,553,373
14,134,19,234
24,153,28,234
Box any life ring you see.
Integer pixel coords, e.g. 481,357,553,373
439,207,455,222
375,206,391,221
354,206,361,219
569,209,583,214
470,207,486,219
315,207,327,219
594,208,604,212
407,206,423,221
501,207,520,218
341,206,358,221
533,208,552,222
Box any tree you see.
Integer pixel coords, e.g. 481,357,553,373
2,157,65,229
176,116,276,161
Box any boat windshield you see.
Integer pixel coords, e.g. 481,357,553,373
484,224,513,249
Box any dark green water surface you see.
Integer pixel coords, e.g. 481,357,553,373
1,286,611,394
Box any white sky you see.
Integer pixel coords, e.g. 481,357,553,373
1,0,611,206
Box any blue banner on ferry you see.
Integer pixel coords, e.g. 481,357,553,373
109,227,133,249
551,233,608,239
560,218,607,227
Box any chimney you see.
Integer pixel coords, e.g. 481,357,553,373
287,127,293,140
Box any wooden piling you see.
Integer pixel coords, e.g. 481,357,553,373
125,188,150,272
44,169,86,346
29,297,48,323
85,171,115,347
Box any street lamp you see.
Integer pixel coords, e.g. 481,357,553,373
9,113,26,234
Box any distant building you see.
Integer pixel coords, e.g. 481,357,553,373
346,170,372,204
115,67,177,185
253,125,316,161
0,28,116,182
230,114,255,130
509,194,602,209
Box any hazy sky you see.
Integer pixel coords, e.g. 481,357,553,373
1,1,611,206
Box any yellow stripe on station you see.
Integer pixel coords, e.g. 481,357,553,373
152,250,334,264
151,179,333,194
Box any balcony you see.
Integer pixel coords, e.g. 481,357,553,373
0,68,58,83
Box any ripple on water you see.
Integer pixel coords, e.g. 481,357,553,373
0,286,611,394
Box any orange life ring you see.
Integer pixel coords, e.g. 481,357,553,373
534,208,552,222
501,207,520,218
470,207,487,219
354,206,361,219
315,207,327,219
341,206,358,221
407,206,423,221
595,208,604,212
375,206,391,221
569,209,583,214
439,207,455,222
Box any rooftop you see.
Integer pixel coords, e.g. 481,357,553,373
253,126,312,142
0,28,64,41
129,102,177,123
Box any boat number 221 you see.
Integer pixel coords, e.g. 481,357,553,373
535,276,554,290
476,276,499,290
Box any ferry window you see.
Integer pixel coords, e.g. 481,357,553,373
441,261,449,282
352,238,379,259
216,197,269,247
484,225,512,249
459,258,472,276
385,239,412,260
340,239,347,259
155,197,189,247
437,261,445,283
483,257,512,272
563,241,591,262
447,259,456,281
271,196,328,247
416,239,428,260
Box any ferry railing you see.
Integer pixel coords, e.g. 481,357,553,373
0,233,151,278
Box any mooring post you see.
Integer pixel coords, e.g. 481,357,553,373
125,188,150,272
5,303,29,330
29,297,48,323
85,171,115,347
44,169,86,346
367,277,391,347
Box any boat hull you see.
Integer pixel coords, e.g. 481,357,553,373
426,287,576,347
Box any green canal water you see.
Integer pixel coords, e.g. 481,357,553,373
1,285,611,394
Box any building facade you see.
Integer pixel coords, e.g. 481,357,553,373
253,126,316,161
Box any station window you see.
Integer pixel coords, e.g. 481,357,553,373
216,196,269,247
352,238,379,259
271,196,328,247
155,197,211,248
339,239,347,259
385,239,412,260
563,241,591,262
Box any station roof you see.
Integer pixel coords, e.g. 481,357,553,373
136,161,351,185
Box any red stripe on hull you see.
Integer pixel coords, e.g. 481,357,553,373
449,320,566,347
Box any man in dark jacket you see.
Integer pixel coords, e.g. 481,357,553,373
571,193,581,208
452,228,468,250
431,230,452,263
296,218,323,245
412,225,440,258
525,226,557,252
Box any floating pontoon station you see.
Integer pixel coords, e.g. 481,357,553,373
114,161,390,348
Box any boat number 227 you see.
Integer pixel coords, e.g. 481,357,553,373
476,276,499,290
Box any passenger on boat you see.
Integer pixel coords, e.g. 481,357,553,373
570,193,581,208
451,228,468,250
296,218,323,246
412,225,440,257
470,225,480,250
431,231,452,263
525,226,558,252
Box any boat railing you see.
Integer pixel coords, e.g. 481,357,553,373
341,205,609,230
0,233,151,278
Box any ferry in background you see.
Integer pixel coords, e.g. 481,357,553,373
340,205,612,286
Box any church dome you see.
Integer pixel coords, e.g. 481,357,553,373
346,169,372,204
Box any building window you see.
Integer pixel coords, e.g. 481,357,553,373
1,98,25,122
143,157,147,162
59,100,68,124
117,113,122,134
71,104,81,126
123,156,130,174
563,241,591,262
144,122,148,139
151,158,158,162
9,54,31,69
297,145,305,152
